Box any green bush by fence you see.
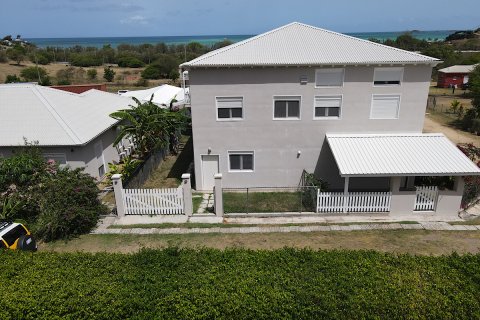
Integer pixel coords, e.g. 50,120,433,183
1,248,480,319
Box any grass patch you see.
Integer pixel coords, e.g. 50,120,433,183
192,196,203,213
142,134,193,188
3,248,480,319
451,216,480,225
224,191,314,213
107,221,421,229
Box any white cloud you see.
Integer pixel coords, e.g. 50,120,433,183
120,15,149,25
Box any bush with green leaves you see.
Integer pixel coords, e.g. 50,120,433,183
117,56,145,68
34,168,107,241
4,74,21,83
70,53,103,67
0,145,105,241
86,68,97,80
1,248,480,319
103,66,115,82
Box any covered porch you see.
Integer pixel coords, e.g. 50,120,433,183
317,133,480,218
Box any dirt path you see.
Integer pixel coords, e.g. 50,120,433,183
423,115,480,146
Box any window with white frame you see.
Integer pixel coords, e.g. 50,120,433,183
273,96,300,119
228,152,254,171
371,95,400,119
216,97,243,120
314,95,342,119
315,68,344,87
374,67,403,86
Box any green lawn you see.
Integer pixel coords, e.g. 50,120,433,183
2,248,480,319
224,190,316,213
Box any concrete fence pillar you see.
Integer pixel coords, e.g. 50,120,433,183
182,173,193,216
111,174,125,218
214,173,223,216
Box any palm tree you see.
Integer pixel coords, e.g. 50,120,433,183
110,97,188,158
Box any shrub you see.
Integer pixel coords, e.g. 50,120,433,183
70,53,102,67
87,68,97,80
0,49,7,63
34,168,106,241
20,66,48,82
0,146,104,241
5,74,21,83
117,56,145,68
103,66,115,82
1,249,480,319
141,63,162,79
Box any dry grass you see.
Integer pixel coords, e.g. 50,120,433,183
41,230,480,255
142,135,193,188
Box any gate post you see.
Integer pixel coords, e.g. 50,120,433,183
112,174,126,218
214,173,223,216
182,173,193,216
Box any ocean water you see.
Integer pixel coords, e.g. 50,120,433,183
26,30,455,49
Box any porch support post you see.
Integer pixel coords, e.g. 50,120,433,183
343,176,350,213
112,174,125,218
214,173,224,216
182,173,193,216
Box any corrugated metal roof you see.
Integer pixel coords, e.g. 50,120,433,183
181,22,439,68
0,83,131,146
326,133,480,177
438,64,477,74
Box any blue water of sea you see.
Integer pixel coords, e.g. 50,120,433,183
25,30,454,49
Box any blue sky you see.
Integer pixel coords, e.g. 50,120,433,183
1,0,479,38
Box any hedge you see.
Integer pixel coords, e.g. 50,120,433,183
1,248,480,319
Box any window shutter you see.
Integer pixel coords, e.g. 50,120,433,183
371,95,400,119
315,69,344,87
216,97,243,109
374,68,403,84
315,96,342,108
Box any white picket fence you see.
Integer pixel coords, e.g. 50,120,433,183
317,191,392,213
414,186,438,211
123,187,184,215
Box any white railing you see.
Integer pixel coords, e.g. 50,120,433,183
317,191,392,213
414,186,438,211
123,187,184,215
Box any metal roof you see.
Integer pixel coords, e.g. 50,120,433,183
0,83,131,146
326,133,480,177
120,84,186,107
181,22,439,68
438,64,477,74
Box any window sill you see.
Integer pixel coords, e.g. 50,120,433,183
228,170,254,173
273,118,301,121
313,117,341,120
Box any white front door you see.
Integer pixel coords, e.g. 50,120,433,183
201,155,219,190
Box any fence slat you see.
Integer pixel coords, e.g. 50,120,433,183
414,186,438,211
317,191,392,213
123,187,184,215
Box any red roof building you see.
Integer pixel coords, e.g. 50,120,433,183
50,83,107,94
437,65,477,88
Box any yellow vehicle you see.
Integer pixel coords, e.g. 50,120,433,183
0,221,37,251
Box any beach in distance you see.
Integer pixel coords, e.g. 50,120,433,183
26,30,454,48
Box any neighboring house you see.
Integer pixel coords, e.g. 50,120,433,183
50,84,107,94
0,83,132,179
437,64,477,88
119,84,188,108
180,22,480,217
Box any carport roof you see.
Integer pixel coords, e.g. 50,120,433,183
326,133,480,177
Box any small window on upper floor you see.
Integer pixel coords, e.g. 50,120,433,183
43,153,67,165
273,96,301,119
314,96,342,119
374,67,403,86
216,97,243,120
315,68,344,87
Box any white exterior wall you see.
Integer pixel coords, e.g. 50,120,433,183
189,65,432,190
0,127,121,180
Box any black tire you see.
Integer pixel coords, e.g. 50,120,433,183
17,235,38,252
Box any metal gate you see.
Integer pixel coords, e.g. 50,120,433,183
123,187,184,215
414,186,438,211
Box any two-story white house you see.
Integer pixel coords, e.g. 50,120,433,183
181,22,480,218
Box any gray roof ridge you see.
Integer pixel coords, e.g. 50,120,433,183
294,22,439,62
182,22,439,67
31,85,83,145
181,22,302,66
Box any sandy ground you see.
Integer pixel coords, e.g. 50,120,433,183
423,115,480,146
